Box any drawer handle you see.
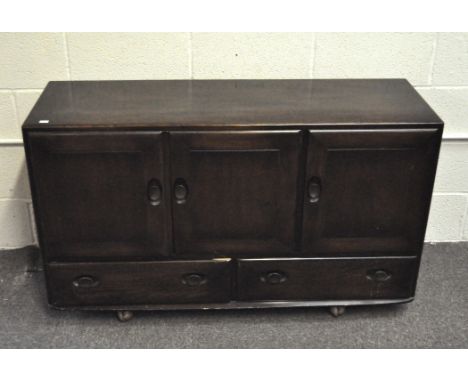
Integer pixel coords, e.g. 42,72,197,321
147,179,162,206
72,275,100,289
261,271,287,285
307,177,321,203
367,269,392,282
182,273,207,287
174,179,188,204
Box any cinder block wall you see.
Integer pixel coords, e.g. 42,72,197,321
1,32,467,248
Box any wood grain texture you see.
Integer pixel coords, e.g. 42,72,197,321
302,128,441,256
50,298,415,311
170,131,302,255
23,79,442,129
26,132,171,261
237,257,418,301
48,259,232,307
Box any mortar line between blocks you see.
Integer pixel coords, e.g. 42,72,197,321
424,239,466,244
0,198,33,202
62,32,72,80
427,33,439,86
309,33,318,78
433,192,468,197
0,88,44,92
0,245,37,250
0,139,24,146
189,32,193,79
11,90,21,132
415,85,468,89
459,195,468,240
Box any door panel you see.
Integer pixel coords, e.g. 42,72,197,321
27,132,169,260
170,131,302,255
303,129,440,255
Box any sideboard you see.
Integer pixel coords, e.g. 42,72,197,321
22,79,443,321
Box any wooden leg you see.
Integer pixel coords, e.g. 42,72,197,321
329,306,346,317
116,310,134,322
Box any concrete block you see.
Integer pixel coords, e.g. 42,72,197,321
434,142,468,192
0,33,68,88
67,33,191,80
463,213,468,240
0,147,30,199
27,202,38,246
0,200,34,248
14,90,42,126
417,87,468,136
314,33,436,85
0,91,18,139
192,33,314,79
433,33,468,85
425,194,467,242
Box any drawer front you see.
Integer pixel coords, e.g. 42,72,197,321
48,259,232,307
237,257,417,301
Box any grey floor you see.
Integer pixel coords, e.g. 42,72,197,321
0,243,466,348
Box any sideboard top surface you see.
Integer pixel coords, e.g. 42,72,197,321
23,79,442,129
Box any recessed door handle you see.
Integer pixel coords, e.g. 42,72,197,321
261,271,287,285
174,179,188,204
307,177,321,203
72,275,99,289
182,273,207,286
366,269,392,282
147,179,162,206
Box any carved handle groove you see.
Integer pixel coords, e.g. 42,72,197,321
182,273,207,287
261,271,287,285
367,269,392,282
307,177,321,203
174,179,188,204
73,275,99,289
147,179,162,206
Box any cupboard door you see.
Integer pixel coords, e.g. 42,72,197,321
27,132,170,260
170,131,302,255
303,129,440,255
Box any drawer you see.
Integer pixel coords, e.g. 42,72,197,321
237,257,418,301
48,259,232,307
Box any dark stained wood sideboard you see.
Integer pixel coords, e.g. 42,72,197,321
23,79,443,321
